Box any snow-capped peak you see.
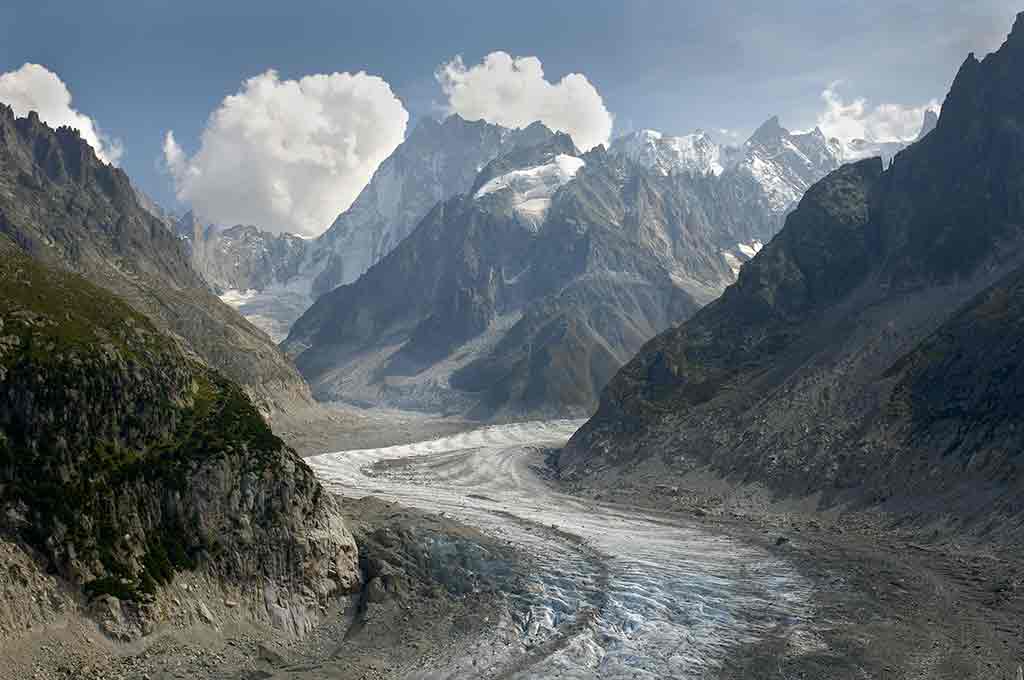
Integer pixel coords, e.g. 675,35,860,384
475,154,585,228
611,128,725,176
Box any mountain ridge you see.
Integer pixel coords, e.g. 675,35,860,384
559,13,1024,535
0,104,311,414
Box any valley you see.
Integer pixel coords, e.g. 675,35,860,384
9,414,1016,679
3,6,1023,679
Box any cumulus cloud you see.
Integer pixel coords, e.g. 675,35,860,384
0,63,122,164
436,52,613,151
164,69,408,236
816,82,940,143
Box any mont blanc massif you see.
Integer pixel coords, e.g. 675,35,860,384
1,7,1022,680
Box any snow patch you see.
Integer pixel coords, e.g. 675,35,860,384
475,154,585,226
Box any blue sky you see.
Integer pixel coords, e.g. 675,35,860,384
1,1,1019,230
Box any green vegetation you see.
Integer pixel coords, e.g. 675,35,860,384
0,236,288,601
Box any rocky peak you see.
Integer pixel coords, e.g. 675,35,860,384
2,105,130,204
917,109,939,140
935,14,1024,144
1010,10,1024,46
470,131,578,195
610,127,723,177
749,115,787,143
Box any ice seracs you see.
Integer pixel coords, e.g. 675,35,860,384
475,153,585,227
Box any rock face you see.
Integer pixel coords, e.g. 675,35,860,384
188,222,310,294
0,235,359,637
283,130,782,418
0,105,311,414
561,14,1024,533
311,115,556,296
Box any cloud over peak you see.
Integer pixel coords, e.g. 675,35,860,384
437,52,612,151
0,63,122,164
816,82,940,143
164,69,408,236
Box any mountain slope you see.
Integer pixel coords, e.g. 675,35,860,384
561,14,1024,530
180,115,557,339
284,132,764,418
0,234,358,638
0,105,311,413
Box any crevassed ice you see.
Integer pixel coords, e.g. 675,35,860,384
475,154,585,227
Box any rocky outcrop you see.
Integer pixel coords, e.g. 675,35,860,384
0,105,311,414
561,13,1024,534
0,235,359,639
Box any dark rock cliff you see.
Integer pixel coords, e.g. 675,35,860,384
562,13,1024,535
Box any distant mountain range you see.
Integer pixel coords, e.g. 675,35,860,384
170,111,935,343
166,116,555,340
280,116,816,416
271,105,935,417
560,13,1024,538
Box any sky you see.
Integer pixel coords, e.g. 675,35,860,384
1,1,1019,235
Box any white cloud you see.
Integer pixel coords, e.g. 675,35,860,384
816,82,940,143
436,52,613,151
0,63,122,164
164,69,408,236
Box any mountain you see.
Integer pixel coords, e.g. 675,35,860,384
560,13,1024,532
172,216,312,342
282,128,781,418
0,234,359,638
611,129,727,176
613,112,939,216
189,222,310,294
729,116,845,212
311,115,557,296
0,105,311,414
183,113,934,346
180,115,558,340
611,116,846,215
